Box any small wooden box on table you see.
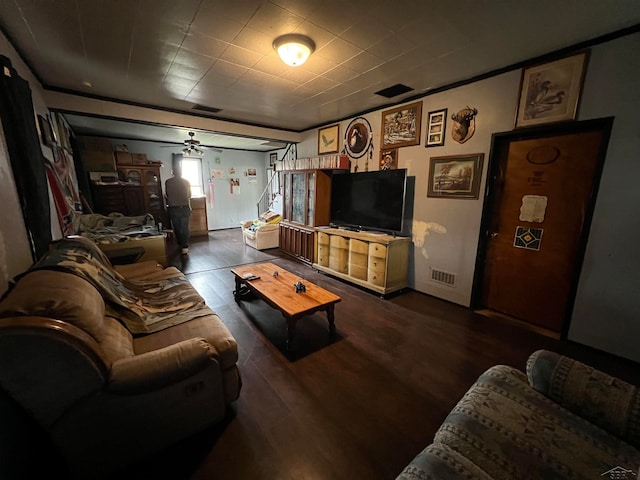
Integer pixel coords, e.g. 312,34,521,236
231,262,341,350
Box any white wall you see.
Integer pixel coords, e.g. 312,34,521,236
105,138,267,229
296,72,520,307
201,149,267,229
296,33,640,362
568,34,640,362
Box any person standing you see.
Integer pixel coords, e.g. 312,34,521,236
165,162,192,255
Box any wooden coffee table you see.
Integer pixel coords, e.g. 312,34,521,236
231,262,341,349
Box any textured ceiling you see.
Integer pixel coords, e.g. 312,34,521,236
1,0,639,149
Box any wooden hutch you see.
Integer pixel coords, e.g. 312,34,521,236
90,151,168,225
276,154,349,263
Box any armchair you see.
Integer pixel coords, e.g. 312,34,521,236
241,210,281,250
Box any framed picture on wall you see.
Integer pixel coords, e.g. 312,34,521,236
37,115,54,147
427,154,484,199
318,123,340,154
381,101,422,148
379,148,397,170
515,51,589,128
425,108,447,147
269,152,277,166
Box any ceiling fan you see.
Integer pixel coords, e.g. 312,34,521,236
181,131,205,156
163,131,221,156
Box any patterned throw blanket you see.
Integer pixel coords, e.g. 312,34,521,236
74,212,161,245
30,237,212,335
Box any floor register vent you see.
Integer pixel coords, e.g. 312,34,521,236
431,269,456,286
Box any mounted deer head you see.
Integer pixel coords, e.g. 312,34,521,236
451,106,478,144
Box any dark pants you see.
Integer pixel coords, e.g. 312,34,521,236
168,206,191,249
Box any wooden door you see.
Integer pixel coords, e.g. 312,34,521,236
477,119,612,334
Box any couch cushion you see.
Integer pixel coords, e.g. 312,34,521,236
396,443,493,480
527,349,640,449
132,313,238,370
100,316,134,364
0,270,106,342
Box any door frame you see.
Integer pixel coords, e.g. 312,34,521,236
471,117,614,338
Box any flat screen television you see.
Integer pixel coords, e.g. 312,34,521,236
330,169,407,234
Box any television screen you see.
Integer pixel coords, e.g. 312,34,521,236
330,169,407,233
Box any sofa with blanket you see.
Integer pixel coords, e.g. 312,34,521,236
0,237,241,477
397,350,640,479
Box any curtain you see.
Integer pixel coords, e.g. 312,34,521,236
0,55,51,260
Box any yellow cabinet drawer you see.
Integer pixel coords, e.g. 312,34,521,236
348,245,368,280
349,238,368,254
329,248,348,273
318,232,330,245
368,242,387,259
317,244,330,267
349,251,368,268
367,268,386,286
349,263,368,280
368,257,387,273
329,235,348,249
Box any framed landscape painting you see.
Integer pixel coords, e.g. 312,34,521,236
381,101,422,148
428,154,484,199
515,51,589,128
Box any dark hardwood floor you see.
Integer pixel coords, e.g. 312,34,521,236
112,228,639,480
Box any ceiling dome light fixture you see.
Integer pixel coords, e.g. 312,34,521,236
273,34,315,67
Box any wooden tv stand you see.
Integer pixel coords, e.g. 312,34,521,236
312,228,410,296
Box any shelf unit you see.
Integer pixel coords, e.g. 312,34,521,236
116,164,167,224
278,156,349,263
90,183,145,216
313,228,410,295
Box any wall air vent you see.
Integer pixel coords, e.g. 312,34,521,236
431,268,456,286
374,83,414,98
192,104,222,113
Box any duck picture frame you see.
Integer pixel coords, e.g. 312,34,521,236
515,51,589,128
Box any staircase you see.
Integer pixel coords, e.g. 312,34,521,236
257,143,296,216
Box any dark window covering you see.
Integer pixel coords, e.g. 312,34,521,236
0,55,51,261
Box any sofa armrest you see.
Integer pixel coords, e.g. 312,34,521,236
108,338,216,394
527,349,640,448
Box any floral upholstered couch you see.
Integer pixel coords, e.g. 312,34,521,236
396,350,640,480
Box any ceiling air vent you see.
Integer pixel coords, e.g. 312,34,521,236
374,83,414,98
192,104,222,113
431,268,456,286
261,141,288,148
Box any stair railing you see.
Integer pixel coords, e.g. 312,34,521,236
256,143,296,216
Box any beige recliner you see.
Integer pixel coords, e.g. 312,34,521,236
241,210,282,250
0,259,240,478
